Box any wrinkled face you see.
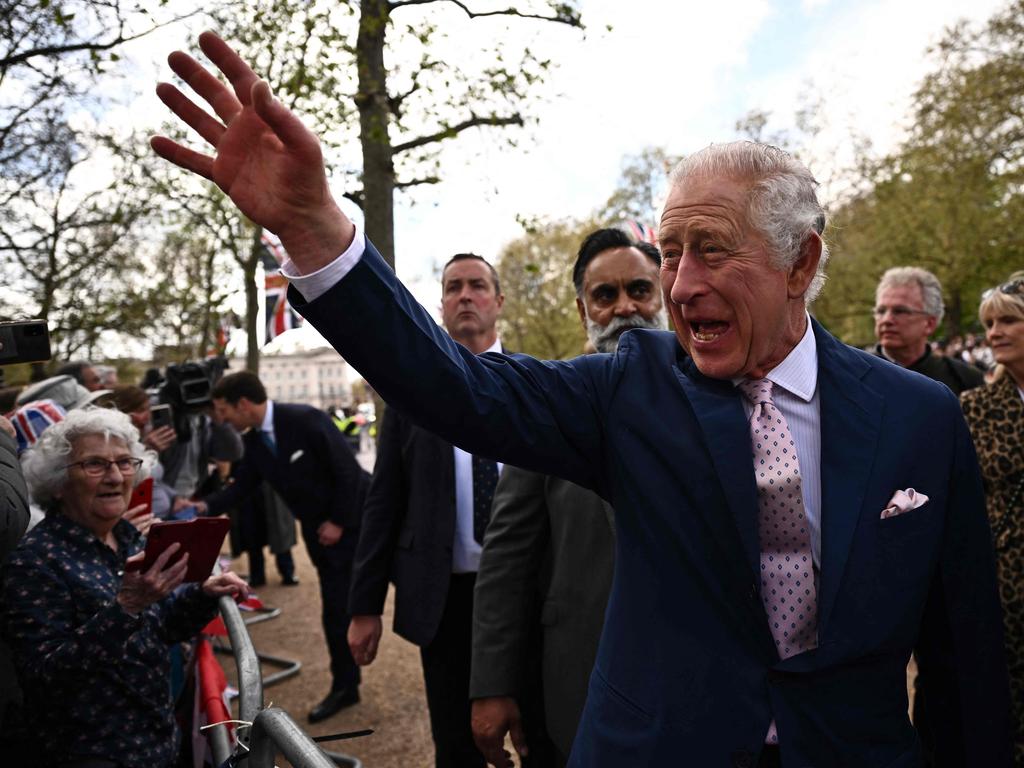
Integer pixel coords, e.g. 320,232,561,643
441,259,504,345
212,397,258,431
81,366,102,392
983,307,1024,371
874,283,937,355
658,175,813,380
577,246,665,353
60,434,133,533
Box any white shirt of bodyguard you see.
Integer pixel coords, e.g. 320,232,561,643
282,227,823,563
284,230,503,573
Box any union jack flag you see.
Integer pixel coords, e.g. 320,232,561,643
13,399,66,453
261,231,303,344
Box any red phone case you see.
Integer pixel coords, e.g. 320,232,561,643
124,517,231,582
128,477,154,517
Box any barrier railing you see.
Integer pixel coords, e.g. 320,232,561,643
207,593,362,768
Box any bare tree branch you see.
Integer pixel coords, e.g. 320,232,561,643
395,176,441,189
1,11,200,71
342,189,365,210
389,0,581,27
393,113,523,154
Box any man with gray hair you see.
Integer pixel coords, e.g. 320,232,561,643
874,266,984,395
154,34,1011,767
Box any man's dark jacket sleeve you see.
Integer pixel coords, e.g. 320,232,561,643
0,431,29,561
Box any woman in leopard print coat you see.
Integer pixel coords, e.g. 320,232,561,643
961,270,1024,765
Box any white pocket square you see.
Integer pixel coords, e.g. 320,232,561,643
880,488,929,519
289,449,305,463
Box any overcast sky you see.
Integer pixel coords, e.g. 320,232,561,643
110,0,1006,353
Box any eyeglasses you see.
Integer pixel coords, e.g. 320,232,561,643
65,457,144,477
872,305,933,319
981,278,1024,301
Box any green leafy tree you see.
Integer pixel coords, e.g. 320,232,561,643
497,215,597,358
815,0,1024,342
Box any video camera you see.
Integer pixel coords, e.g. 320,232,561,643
156,357,229,441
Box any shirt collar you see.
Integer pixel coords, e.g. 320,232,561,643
47,510,142,553
261,399,275,433
483,337,502,355
765,314,818,402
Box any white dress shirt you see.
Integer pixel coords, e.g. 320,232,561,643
734,317,822,565
452,338,504,573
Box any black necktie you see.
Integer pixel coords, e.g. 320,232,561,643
472,455,499,544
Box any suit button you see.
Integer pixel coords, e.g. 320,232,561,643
731,750,753,768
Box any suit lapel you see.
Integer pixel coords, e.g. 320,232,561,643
814,324,883,633
675,356,761,582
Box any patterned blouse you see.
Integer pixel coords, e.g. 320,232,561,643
0,513,219,768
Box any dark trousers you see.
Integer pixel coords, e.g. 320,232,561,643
247,547,295,583
302,523,361,693
419,573,557,768
421,573,486,768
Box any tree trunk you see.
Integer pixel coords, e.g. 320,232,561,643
946,289,962,338
357,0,396,269
244,229,261,374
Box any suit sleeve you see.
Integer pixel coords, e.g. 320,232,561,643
347,407,407,616
289,240,617,497
203,450,261,516
470,465,549,700
913,389,1013,767
309,409,366,529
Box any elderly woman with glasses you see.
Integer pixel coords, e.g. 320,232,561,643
0,408,248,768
961,270,1024,765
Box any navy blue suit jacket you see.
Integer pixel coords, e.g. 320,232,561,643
290,241,1011,767
206,402,368,534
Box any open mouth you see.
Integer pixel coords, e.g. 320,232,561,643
689,320,730,342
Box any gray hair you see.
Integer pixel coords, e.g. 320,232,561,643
876,266,945,321
20,407,155,507
668,141,830,303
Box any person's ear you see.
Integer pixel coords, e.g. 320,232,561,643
787,232,822,300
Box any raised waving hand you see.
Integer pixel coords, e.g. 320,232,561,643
150,32,353,272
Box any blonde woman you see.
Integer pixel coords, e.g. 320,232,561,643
961,270,1024,765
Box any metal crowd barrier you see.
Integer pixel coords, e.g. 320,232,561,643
208,594,362,768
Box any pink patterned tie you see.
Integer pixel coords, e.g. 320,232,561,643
738,378,818,745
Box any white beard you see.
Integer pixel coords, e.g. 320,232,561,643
586,307,668,353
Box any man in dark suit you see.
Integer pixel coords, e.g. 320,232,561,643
470,228,664,766
345,253,550,767
195,371,368,723
153,35,1012,766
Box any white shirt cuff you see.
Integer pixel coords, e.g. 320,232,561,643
281,226,366,302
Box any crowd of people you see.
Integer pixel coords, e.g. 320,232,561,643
0,30,1021,768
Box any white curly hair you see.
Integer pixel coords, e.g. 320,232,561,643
20,407,156,507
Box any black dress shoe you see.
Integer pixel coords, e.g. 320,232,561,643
247,576,266,587
281,576,300,586
308,688,360,723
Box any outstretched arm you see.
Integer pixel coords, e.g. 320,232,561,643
151,31,351,272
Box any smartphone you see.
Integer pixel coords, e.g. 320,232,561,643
0,319,51,365
128,477,154,517
151,403,173,431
